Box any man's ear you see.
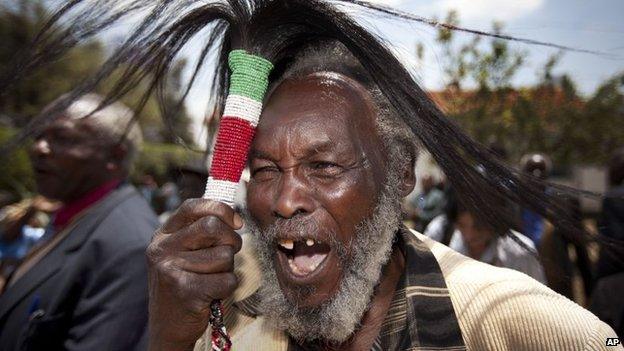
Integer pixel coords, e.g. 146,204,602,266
398,157,416,198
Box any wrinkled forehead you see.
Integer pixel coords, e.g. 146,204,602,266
39,97,102,134
252,72,381,157
39,113,111,146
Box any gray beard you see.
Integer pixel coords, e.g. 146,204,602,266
244,182,402,344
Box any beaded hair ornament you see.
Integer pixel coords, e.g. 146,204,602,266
203,49,273,351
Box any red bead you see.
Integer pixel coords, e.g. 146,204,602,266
210,117,256,182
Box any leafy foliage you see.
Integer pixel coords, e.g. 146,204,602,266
0,0,196,145
0,1,201,197
0,127,34,198
422,11,624,167
0,1,104,126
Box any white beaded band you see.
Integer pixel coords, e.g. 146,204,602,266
203,177,239,208
222,94,263,126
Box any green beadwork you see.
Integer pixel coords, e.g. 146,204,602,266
228,49,273,102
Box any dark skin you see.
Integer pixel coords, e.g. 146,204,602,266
30,116,128,202
146,73,415,351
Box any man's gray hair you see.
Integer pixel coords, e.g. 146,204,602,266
65,94,143,172
371,88,419,181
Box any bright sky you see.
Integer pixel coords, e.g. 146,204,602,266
115,0,624,145
365,0,624,93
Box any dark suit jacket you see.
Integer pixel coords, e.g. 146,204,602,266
0,185,159,351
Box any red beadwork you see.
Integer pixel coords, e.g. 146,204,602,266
211,117,256,183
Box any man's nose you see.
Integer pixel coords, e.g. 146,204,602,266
31,139,51,156
272,173,314,219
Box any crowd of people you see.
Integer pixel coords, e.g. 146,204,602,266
0,1,622,350
405,148,624,336
0,93,622,350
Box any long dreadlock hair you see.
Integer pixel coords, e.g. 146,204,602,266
0,0,612,247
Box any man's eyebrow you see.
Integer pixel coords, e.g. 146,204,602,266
303,140,337,158
249,140,339,161
37,124,72,136
248,149,274,161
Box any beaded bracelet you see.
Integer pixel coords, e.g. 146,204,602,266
203,49,273,351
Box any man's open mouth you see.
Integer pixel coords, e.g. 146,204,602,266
276,238,331,278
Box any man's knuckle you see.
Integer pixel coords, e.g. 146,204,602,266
146,242,161,263
176,199,192,216
214,246,235,266
197,216,223,236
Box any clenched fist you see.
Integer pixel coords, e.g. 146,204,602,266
146,199,243,351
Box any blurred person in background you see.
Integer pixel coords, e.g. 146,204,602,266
0,196,60,290
590,147,624,337
595,147,624,280
540,195,593,301
423,187,457,246
426,189,546,282
519,153,552,245
157,181,180,214
2,1,620,349
0,94,158,351
520,153,592,300
157,160,208,223
137,174,158,208
407,173,446,232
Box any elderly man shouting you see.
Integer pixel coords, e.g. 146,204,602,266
0,95,159,350
2,0,621,350
146,42,619,351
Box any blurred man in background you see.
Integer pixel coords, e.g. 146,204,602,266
426,189,546,282
0,94,158,351
591,147,624,337
408,173,446,232
156,160,208,223
519,153,552,245
520,153,592,300
595,147,624,280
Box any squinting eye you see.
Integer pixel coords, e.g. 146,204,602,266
313,162,337,169
252,166,280,181
309,162,344,177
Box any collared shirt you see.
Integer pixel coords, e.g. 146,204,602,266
233,227,466,351
53,178,122,231
425,215,546,283
447,229,546,284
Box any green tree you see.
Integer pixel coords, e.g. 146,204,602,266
579,74,624,163
0,1,104,126
0,1,198,198
0,1,195,145
420,11,623,167
0,127,34,198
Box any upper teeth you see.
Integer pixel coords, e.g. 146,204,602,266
278,238,318,249
278,239,294,250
